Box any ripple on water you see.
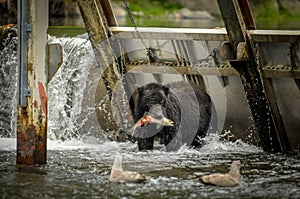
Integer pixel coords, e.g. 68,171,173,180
0,135,299,198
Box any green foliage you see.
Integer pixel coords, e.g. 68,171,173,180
253,0,299,21
119,0,182,16
48,26,86,37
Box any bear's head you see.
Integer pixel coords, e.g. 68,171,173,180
135,83,169,113
131,83,174,140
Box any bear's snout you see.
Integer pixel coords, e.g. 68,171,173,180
149,104,165,119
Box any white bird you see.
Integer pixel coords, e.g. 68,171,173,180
109,154,149,183
201,161,241,187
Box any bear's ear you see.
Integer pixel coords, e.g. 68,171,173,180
135,84,144,93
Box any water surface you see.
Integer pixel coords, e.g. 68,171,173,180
1,135,299,198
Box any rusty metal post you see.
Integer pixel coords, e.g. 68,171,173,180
17,0,48,164
217,0,290,152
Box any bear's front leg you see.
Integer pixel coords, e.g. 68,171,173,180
162,127,183,152
137,137,154,151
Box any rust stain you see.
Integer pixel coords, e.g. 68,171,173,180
17,124,37,165
34,100,38,109
34,139,47,164
28,63,33,72
17,98,47,165
38,82,47,115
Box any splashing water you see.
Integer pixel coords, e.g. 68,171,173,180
0,28,18,138
48,35,107,141
0,33,112,141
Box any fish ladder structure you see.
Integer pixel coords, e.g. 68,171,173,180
76,0,299,153
7,0,299,164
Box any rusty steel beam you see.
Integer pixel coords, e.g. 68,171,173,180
17,0,48,164
217,0,291,152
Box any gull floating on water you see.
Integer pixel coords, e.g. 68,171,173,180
109,154,149,183
201,161,241,187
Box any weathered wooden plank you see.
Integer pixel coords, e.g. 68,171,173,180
111,27,229,41
77,0,132,133
77,0,120,98
111,27,300,43
248,30,300,43
77,0,120,132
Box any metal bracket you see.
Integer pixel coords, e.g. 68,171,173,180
24,88,31,96
221,41,249,61
25,23,32,32
236,42,249,61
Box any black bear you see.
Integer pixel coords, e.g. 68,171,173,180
131,80,213,151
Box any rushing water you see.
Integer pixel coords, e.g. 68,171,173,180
1,135,300,198
0,28,18,138
0,30,300,198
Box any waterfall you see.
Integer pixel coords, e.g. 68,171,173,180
0,32,111,141
0,28,18,138
48,35,107,141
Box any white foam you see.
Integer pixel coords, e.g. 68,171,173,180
0,138,123,152
0,133,262,154
0,138,16,151
200,133,263,154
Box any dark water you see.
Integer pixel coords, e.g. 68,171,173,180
1,136,300,198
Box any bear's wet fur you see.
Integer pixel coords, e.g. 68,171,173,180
131,80,213,151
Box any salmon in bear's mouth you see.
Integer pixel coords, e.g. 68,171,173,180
130,104,174,136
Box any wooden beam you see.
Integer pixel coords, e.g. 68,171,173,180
248,30,300,43
111,27,300,43
77,0,120,98
111,27,229,41
77,0,132,133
